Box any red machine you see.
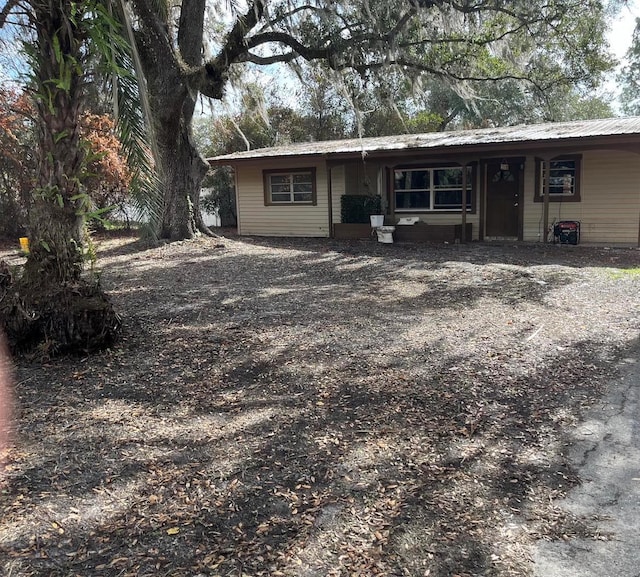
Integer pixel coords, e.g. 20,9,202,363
553,221,580,245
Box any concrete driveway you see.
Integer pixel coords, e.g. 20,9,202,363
533,340,640,577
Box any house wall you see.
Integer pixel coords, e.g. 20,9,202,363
522,150,640,244
235,159,330,237
233,148,640,244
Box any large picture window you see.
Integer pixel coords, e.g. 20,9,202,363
394,166,474,212
264,168,317,205
535,155,581,202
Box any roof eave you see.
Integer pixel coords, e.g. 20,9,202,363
206,132,640,167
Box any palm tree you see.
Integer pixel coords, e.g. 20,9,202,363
0,0,122,354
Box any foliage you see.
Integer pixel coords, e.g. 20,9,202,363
195,92,314,228
0,88,35,238
102,3,164,237
328,59,615,135
0,86,134,238
79,113,133,228
619,17,640,115
249,0,614,108
295,67,351,141
0,0,129,355
341,194,382,224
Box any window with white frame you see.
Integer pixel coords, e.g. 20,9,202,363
535,155,581,202
394,166,473,211
264,168,316,205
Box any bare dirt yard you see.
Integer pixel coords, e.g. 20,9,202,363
1,232,639,577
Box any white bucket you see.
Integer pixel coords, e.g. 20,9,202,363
370,214,384,228
376,226,395,244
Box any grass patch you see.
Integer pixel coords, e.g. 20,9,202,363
608,267,640,279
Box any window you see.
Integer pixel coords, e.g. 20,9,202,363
535,155,581,202
394,166,474,212
264,168,317,205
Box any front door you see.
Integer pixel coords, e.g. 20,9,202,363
485,159,522,238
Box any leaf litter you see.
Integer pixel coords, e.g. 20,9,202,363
0,232,639,576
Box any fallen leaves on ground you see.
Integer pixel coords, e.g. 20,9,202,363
0,232,638,576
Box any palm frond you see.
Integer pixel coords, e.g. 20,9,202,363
93,0,164,235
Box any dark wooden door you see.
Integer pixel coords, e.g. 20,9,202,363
485,160,521,237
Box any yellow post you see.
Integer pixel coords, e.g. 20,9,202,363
19,237,30,254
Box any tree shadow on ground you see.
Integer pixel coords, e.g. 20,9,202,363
1,236,637,576
231,233,640,270
1,332,629,576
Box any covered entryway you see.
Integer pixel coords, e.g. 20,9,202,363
485,158,523,238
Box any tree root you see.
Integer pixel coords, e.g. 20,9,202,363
0,267,121,358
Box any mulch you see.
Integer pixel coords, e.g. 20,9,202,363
1,231,639,576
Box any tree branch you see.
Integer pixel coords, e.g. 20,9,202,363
256,4,333,32
348,56,552,94
196,1,265,95
195,0,606,105
178,0,206,123
244,31,334,63
0,0,20,29
243,51,298,65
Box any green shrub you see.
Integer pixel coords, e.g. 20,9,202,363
340,195,382,224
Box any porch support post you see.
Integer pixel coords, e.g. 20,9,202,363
459,159,472,243
542,155,551,243
461,163,468,243
387,166,395,225
327,161,334,238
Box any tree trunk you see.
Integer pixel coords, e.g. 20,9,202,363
22,198,84,286
156,114,211,240
133,0,212,242
23,0,86,286
177,0,214,237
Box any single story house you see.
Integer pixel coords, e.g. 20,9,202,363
207,117,640,246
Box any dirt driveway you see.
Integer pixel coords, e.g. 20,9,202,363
1,233,639,576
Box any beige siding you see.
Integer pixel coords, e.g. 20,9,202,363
236,159,330,237
235,150,640,244
523,151,640,244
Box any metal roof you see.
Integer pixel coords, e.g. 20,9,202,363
207,116,640,164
